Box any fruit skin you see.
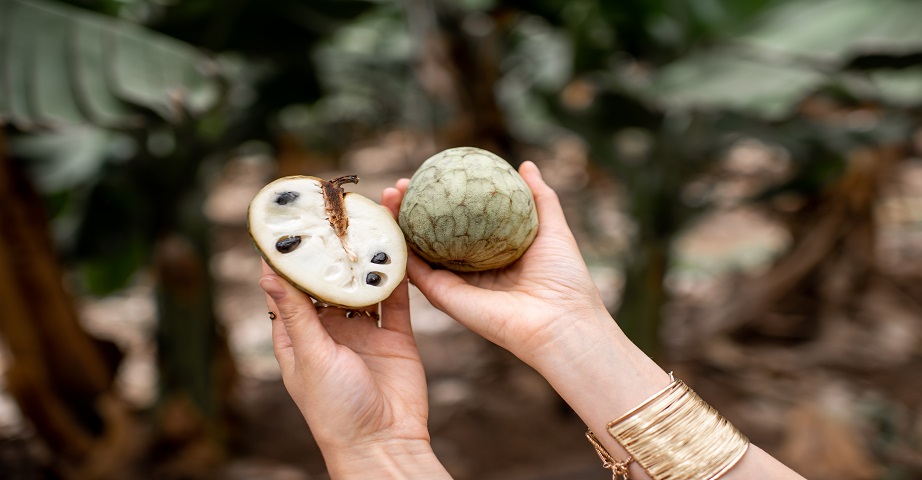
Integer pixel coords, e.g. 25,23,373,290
399,147,538,272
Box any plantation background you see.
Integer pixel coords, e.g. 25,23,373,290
1,0,921,478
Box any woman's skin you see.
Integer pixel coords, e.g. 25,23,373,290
259,263,451,478
260,161,805,479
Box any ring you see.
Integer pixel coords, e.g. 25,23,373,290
268,312,277,320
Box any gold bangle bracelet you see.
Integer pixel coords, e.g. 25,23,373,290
586,373,749,480
602,375,749,480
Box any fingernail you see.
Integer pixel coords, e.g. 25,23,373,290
259,276,286,301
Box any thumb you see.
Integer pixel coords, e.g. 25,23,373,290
518,161,578,244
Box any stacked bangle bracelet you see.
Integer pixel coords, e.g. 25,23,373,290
587,374,749,480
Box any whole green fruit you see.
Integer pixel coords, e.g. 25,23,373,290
398,146,538,272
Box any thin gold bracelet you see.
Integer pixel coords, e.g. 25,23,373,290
587,374,749,480
586,430,632,480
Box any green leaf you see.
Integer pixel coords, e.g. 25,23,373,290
0,0,7,118
28,2,85,126
1,0,41,128
109,23,220,121
640,0,922,118
647,50,823,119
739,0,922,64
0,0,221,129
8,126,114,191
70,12,142,127
868,68,922,106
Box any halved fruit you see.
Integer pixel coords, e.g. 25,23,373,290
248,175,407,308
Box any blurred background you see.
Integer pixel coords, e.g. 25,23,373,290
1,0,922,478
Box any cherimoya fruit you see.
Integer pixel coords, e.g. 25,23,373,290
398,147,538,272
248,175,407,308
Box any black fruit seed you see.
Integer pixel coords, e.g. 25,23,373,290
366,272,382,286
275,191,299,205
276,235,302,253
371,252,388,264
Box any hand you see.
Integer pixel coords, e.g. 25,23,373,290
260,264,428,449
259,191,451,478
385,162,807,480
381,161,610,368
260,266,450,478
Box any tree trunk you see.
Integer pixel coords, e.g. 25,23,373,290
613,115,703,358
0,130,140,478
406,0,516,160
617,238,669,359
144,125,239,478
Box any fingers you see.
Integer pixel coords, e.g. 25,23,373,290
380,274,413,335
381,178,409,217
381,187,402,219
264,288,295,371
405,253,450,309
405,252,488,328
395,178,410,195
382,180,416,335
260,260,336,366
262,262,296,372
518,161,573,239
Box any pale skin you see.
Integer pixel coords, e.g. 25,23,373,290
260,161,806,479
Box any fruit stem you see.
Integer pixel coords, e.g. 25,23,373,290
321,176,360,262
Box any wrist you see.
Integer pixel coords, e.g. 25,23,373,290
321,437,451,479
527,308,670,480
525,306,650,380
516,311,795,480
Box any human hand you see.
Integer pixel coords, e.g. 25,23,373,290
259,209,449,477
381,161,611,369
384,162,808,480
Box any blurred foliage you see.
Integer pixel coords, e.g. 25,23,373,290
646,0,922,118
2,0,921,352
0,0,220,129
2,0,384,295
3,0,922,434
519,0,922,352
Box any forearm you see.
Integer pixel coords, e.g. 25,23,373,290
527,309,805,480
321,438,452,479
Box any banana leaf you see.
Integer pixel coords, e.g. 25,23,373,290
0,0,220,130
642,0,922,119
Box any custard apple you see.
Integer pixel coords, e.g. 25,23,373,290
248,175,407,308
399,147,538,272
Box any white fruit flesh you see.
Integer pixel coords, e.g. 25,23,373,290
248,175,407,308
